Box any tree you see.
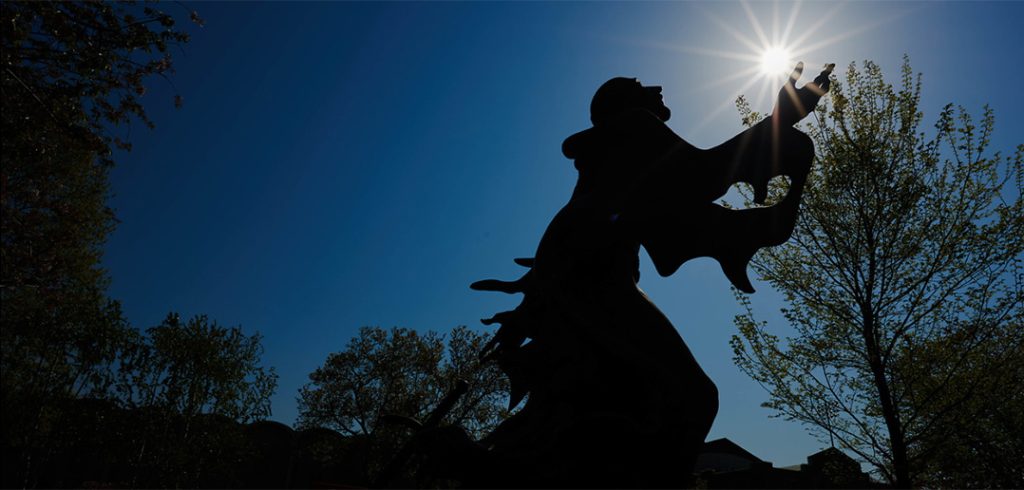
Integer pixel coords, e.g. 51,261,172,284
2,4,201,484
1,312,279,488
0,0,201,412
118,313,278,422
115,313,278,487
899,322,1024,488
1,1,203,387
730,57,1023,488
297,326,510,483
1,1,199,306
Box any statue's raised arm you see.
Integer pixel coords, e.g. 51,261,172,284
623,63,835,292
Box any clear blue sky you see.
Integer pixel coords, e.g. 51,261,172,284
103,1,1024,468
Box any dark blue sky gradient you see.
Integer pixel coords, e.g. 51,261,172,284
103,1,1024,467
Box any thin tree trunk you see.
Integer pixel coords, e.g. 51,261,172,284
862,312,911,488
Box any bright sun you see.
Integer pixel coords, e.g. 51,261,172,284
636,1,892,135
760,46,793,76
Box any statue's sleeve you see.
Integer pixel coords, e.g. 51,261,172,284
625,118,815,293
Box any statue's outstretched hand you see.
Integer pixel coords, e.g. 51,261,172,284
772,62,835,126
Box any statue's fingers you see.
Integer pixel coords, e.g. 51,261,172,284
471,278,526,294
513,257,535,268
802,83,827,97
788,62,804,86
811,63,835,93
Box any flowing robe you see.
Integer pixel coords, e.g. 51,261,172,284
469,108,814,488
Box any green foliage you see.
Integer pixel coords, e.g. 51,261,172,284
118,313,278,423
1,0,200,326
297,326,509,482
1,3,204,485
112,313,277,487
2,1,200,149
731,57,1023,488
1,4,286,488
2,312,281,486
900,323,1024,488
1,0,201,421
1,313,278,488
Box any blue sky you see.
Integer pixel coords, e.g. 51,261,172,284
103,1,1024,467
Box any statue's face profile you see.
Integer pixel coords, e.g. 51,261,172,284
637,81,671,122
590,77,672,125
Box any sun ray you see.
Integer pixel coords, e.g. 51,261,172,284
772,1,781,47
606,0,908,147
611,36,761,63
787,3,846,53
796,9,915,55
740,0,773,50
696,65,763,92
756,71,774,111
780,1,802,48
690,74,765,134
699,7,764,54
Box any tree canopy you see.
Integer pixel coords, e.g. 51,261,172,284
1,4,284,487
1,0,203,405
118,313,278,423
297,325,510,483
116,313,278,488
731,57,1023,488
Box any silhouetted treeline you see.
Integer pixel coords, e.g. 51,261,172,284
1,5,284,489
1,313,278,488
1,398,365,488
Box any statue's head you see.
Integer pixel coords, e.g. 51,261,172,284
590,77,671,126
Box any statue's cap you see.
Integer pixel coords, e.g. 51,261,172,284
590,77,643,126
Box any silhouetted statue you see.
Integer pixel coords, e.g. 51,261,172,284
385,63,833,489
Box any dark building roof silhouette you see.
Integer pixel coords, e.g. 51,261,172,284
694,438,766,473
694,438,877,489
